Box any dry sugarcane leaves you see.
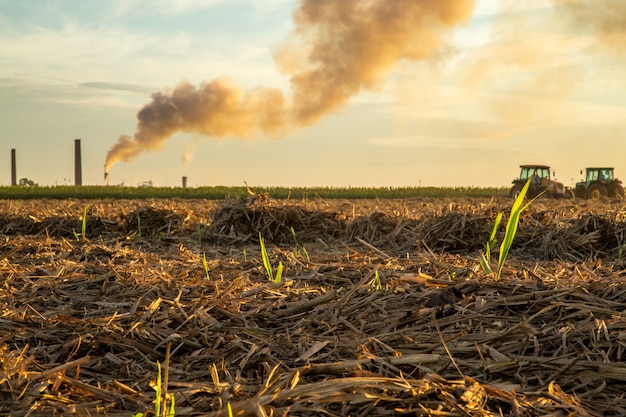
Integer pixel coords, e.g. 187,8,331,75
1,197,626,416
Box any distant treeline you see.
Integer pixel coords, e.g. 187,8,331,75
0,185,510,200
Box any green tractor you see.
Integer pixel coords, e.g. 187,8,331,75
510,164,574,199
574,167,624,200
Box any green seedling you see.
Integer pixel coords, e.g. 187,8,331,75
135,213,142,238
275,261,284,283
154,361,163,416
289,226,310,261
481,179,535,280
202,252,210,280
159,360,176,417
290,227,301,257
72,206,88,241
259,232,283,283
197,224,206,242
373,269,382,291
497,179,536,279
479,212,503,274
153,361,176,417
260,233,272,280
81,207,87,238
134,359,175,417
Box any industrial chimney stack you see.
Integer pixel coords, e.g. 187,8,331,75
11,149,16,186
74,139,82,186
182,176,188,188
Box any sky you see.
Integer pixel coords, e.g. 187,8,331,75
1,0,625,188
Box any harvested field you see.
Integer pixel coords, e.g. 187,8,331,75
2,195,626,416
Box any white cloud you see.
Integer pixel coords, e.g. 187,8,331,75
150,0,229,14
0,8,287,108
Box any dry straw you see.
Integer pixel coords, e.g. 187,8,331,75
1,196,626,415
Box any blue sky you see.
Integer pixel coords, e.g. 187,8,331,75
1,0,625,188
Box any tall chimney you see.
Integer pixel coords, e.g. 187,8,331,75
182,176,188,188
74,139,82,186
11,149,16,186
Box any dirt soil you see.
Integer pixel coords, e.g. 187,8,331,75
1,196,626,416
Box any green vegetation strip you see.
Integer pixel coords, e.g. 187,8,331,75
0,185,509,200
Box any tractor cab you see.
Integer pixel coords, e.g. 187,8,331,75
584,168,613,182
511,164,573,199
575,167,624,199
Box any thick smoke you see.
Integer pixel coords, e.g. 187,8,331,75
105,78,287,172
279,0,476,125
104,0,476,173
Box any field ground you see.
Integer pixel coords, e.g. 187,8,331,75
1,196,626,416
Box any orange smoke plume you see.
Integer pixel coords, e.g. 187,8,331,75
552,0,626,51
104,0,476,173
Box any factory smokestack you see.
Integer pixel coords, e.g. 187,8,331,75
74,139,82,186
104,0,476,172
11,149,16,186
182,176,188,188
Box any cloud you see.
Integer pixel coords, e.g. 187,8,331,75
0,20,282,114
552,0,626,54
372,136,466,149
436,0,626,144
0,25,155,77
79,82,154,94
0,76,146,110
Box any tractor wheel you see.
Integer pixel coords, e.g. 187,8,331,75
510,184,524,199
588,183,608,200
563,189,575,199
615,184,625,200
574,187,585,199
